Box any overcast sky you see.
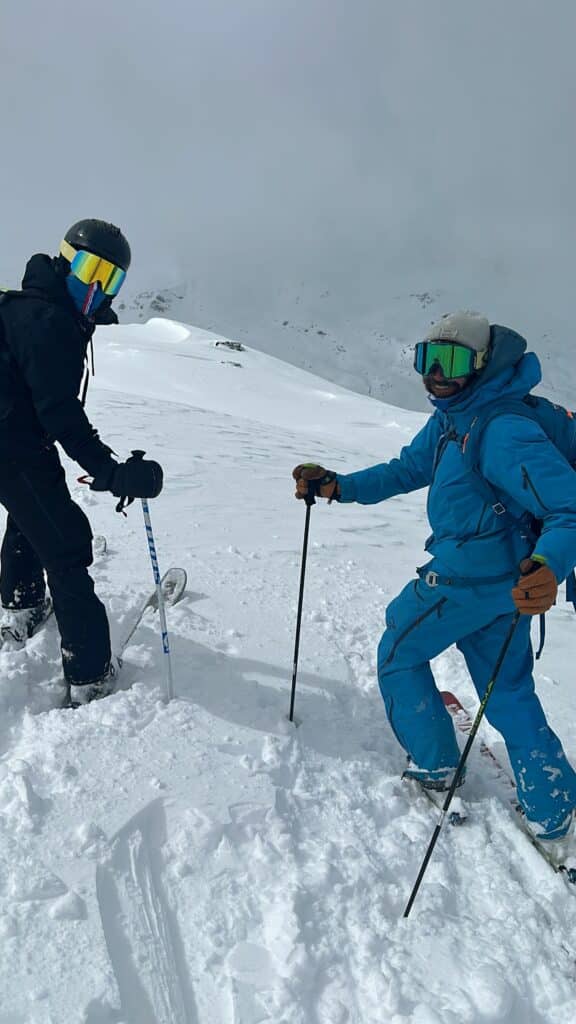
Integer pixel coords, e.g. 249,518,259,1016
1,0,574,346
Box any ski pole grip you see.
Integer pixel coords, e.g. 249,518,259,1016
130,449,146,461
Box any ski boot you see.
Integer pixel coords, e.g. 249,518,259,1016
0,598,53,645
403,761,466,791
403,761,467,824
66,656,122,709
523,808,576,883
524,807,576,842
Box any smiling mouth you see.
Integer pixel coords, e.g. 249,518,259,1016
425,379,462,398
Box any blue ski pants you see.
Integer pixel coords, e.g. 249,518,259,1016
377,576,576,830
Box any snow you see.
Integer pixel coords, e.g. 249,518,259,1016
0,318,575,1023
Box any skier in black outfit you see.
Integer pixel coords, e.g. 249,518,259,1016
0,219,163,705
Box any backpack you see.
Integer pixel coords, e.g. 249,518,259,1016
458,394,576,657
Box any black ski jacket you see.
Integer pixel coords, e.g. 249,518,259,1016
0,254,117,475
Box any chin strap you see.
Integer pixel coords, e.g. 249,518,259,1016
81,281,99,316
79,338,95,408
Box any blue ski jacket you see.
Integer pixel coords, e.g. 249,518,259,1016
337,327,576,586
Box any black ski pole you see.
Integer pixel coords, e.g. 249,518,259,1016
403,610,521,918
289,485,317,723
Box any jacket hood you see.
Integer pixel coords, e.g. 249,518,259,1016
428,324,542,417
21,254,71,304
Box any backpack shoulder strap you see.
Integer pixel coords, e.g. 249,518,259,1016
458,399,541,558
461,398,538,472
459,397,569,662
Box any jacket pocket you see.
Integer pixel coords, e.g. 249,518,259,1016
383,597,447,667
521,465,549,512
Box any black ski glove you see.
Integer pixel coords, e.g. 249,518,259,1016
90,455,163,500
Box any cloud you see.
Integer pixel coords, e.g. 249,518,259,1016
1,0,574,352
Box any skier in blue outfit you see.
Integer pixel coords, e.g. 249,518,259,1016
293,311,576,846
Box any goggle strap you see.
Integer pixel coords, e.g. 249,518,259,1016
60,238,77,262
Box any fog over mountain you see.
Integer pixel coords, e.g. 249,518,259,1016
1,0,574,410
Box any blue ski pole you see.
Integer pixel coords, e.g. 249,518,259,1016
140,496,175,702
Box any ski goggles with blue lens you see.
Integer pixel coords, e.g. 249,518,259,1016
60,239,127,297
414,340,486,379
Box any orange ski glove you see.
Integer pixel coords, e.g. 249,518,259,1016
292,464,339,501
512,558,558,615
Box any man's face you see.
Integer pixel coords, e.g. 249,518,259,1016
423,364,472,399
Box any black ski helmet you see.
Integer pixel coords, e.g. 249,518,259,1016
63,219,131,271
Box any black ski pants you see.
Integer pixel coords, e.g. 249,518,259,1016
0,444,111,684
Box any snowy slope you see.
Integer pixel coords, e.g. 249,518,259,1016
1,319,575,1024
117,281,576,416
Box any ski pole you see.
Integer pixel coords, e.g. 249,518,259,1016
288,484,317,723
140,496,175,702
123,450,174,701
403,610,521,918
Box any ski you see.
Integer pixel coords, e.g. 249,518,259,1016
93,534,107,559
441,690,576,886
442,691,516,796
62,568,187,710
116,566,187,653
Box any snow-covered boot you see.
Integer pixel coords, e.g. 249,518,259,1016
402,761,466,792
403,762,467,823
0,598,53,644
67,656,122,708
523,808,576,878
524,807,576,842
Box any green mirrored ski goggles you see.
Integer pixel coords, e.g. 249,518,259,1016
414,340,485,379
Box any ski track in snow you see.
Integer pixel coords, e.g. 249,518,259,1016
96,800,196,1024
0,320,575,1022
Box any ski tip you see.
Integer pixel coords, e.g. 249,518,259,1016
160,567,187,606
441,690,459,704
93,535,107,558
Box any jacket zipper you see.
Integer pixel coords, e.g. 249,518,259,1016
456,502,489,548
521,465,549,512
384,597,447,666
475,503,489,535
